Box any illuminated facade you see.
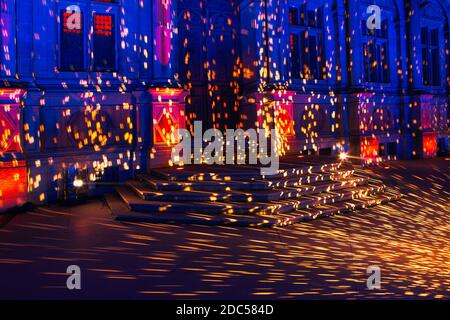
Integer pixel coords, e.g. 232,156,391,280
0,0,449,205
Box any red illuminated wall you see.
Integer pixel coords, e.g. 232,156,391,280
422,132,437,158
0,90,27,211
149,88,188,168
0,161,27,210
274,90,295,138
360,137,379,164
0,104,21,154
256,90,296,137
150,88,187,146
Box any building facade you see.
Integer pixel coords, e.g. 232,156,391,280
0,0,449,206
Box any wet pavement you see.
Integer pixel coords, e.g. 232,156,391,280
0,159,449,299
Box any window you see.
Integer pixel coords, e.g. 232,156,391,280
60,10,85,71
379,142,397,157
288,7,299,26
421,26,440,86
289,4,326,81
58,1,118,72
362,20,389,83
93,13,116,71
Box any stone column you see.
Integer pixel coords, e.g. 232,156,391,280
152,0,179,82
148,1,188,169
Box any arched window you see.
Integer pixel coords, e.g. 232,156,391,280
289,0,326,81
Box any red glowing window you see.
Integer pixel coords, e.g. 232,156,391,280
0,107,21,154
93,13,116,70
94,14,113,36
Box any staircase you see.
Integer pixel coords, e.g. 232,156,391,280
105,157,402,227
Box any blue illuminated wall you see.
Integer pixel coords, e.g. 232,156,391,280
0,0,449,205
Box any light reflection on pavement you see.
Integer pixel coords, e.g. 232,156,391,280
0,159,448,299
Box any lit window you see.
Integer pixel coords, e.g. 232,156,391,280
58,1,117,72
362,19,390,83
289,4,326,81
421,27,440,86
93,13,116,71
60,10,85,71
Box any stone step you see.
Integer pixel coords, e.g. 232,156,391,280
151,161,345,182
115,182,385,215
110,189,402,227
127,175,369,202
139,169,355,191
